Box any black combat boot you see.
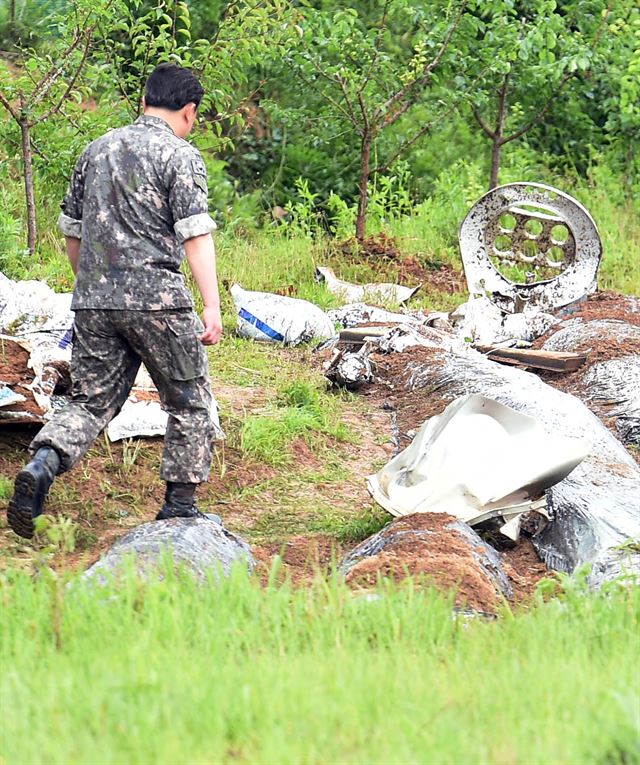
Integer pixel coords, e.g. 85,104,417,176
156,481,204,520
7,446,61,539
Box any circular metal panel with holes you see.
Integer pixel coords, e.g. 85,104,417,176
459,183,602,314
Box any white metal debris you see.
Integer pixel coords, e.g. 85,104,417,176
367,394,586,539
459,182,602,315
316,265,420,304
327,302,421,329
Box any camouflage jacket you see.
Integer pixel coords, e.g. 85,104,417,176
58,114,216,310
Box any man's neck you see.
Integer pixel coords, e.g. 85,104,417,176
143,107,182,137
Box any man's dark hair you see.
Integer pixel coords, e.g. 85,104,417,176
144,63,204,111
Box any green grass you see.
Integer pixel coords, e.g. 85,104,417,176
0,565,638,765
239,381,354,466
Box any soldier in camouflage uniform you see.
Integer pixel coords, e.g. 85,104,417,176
7,64,222,539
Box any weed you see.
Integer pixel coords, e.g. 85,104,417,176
33,514,77,557
0,475,12,500
120,438,142,477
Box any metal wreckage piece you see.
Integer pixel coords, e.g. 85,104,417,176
316,266,420,305
459,182,602,315
323,184,638,585
367,395,588,542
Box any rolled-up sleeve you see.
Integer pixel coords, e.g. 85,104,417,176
58,150,88,239
168,147,217,243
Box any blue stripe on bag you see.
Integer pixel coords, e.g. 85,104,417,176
58,327,74,349
238,308,285,342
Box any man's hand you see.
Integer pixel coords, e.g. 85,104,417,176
200,304,223,345
184,233,223,346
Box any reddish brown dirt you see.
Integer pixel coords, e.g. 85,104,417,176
394,257,467,295
553,291,640,327
366,346,453,436
501,539,550,604
0,339,45,419
254,534,344,586
344,513,504,614
336,232,402,261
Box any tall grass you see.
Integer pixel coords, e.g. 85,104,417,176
0,566,638,765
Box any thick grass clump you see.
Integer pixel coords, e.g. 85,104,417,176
0,566,638,765
240,380,353,465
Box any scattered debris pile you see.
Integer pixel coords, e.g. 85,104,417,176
4,182,639,613
0,271,223,440
318,184,640,595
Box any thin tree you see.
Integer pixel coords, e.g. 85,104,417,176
0,4,104,252
290,1,471,242
469,0,615,190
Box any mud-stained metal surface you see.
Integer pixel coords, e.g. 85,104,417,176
84,517,254,583
459,183,602,314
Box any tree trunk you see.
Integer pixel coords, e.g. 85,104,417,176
488,74,510,190
20,118,37,254
490,138,502,190
355,131,372,243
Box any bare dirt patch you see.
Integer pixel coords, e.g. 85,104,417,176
554,291,640,327
254,534,344,586
0,339,45,419
394,257,467,295
501,539,552,604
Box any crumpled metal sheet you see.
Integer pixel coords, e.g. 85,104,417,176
450,296,558,345
83,517,254,583
339,515,514,602
459,183,602,314
377,324,467,354
324,345,376,389
367,394,585,539
396,348,640,586
316,266,420,304
542,319,640,446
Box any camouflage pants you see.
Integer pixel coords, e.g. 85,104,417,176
31,309,214,484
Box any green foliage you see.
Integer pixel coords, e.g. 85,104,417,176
0,565,638,764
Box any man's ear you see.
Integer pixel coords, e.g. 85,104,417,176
141,96,147,112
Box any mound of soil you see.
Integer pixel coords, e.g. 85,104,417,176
555,291,640,327
0,339,45,420
394,257,467,295
343,513,525,614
